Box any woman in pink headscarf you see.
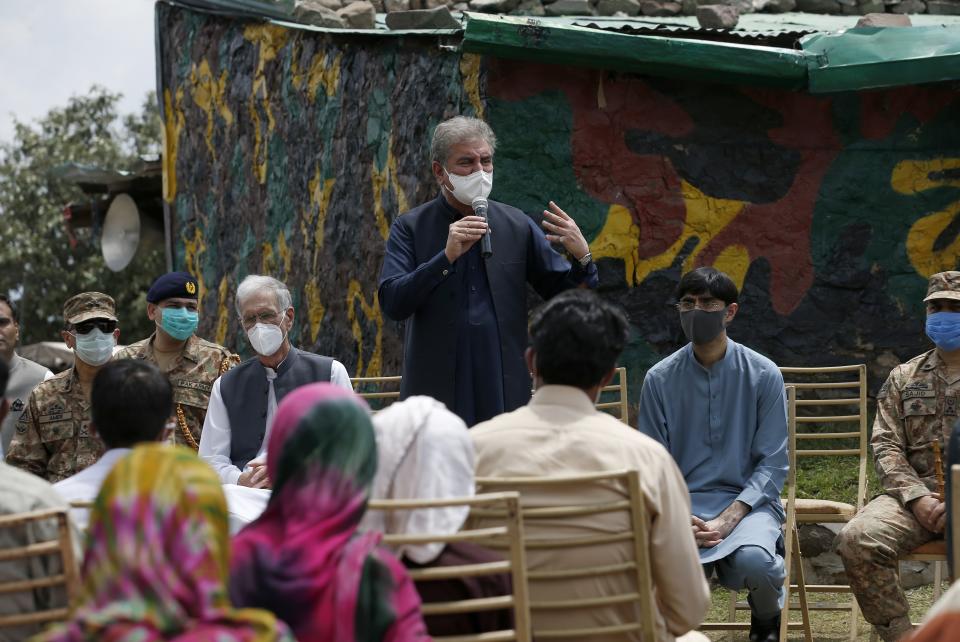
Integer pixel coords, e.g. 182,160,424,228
228,383,429,642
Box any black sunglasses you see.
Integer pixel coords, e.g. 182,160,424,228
73,319,117,335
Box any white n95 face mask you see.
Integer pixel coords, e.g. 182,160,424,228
247,322,284,356
444,168,493,206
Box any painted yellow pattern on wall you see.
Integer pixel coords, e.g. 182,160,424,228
347,280,383,378
371,136,409,240
261,241,275,275
713,244,751,291
291,49,342,100
182,227,207,299
892,158,960,194
189,58,234,159
276,230,292,277
215,275,230,346
303,281,326,344
244,24,290,184
898,158,960,278
460,53,484,120
260,242,277,274
589,181,747,287
311,166,336,245
589,204,640,286
162,87,185,203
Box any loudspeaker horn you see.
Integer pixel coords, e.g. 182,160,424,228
101,193,140,272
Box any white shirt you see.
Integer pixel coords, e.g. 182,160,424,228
53,448,132,531
198,358,352,484
223,484,271,534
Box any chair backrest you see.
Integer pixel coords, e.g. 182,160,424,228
357,369,630,423
351,375,401,412
367,492,531,642
472,470,656,641
0,507,80,630
779,365,869,512
595,367,629,425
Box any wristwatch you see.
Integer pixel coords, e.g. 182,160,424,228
578,252,593,267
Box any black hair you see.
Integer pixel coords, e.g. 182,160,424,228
675,267,739,306
91,359,173,449
0,295,18,323
528,289,630,389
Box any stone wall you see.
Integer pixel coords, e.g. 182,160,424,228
157,3,960,413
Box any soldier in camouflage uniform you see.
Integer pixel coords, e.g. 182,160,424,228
837,270,960,642
115,272,239,449
5,292,120,482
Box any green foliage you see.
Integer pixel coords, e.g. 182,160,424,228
0,86,164,344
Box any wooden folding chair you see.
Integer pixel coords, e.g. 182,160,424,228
778,365,870,640
703,386,812,641
367,492,531,642
351,375,401,412
0,507,81,632
595,367,629,425
472,470,658,641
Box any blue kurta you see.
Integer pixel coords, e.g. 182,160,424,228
452,242,504,426
638,339,788,564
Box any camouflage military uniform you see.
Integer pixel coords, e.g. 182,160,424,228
5,367,105,483
837,271,960,642
116,333,239,448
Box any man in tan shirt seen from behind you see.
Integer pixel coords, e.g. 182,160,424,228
471,289,710,642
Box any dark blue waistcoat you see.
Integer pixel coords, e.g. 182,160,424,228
391,200,537,414
219,347,333,470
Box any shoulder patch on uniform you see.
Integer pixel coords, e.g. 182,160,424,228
10,398,23,412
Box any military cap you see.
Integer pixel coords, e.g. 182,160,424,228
924,271,960,302
147,271,199,303
63,292,117,324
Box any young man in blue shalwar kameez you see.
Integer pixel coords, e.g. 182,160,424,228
638,267,788,642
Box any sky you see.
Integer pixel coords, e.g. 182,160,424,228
0,0,156,145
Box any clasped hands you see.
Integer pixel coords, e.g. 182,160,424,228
911,494,946,534
692,501,750,548
444,201,589,263
238,460,271,489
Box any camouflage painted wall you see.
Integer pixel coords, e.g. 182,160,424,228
158,3,960,409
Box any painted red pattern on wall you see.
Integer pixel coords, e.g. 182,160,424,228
487,60,954,315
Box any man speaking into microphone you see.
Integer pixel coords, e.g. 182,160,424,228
378,116,598,426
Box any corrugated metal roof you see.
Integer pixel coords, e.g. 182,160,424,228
572,12,960,48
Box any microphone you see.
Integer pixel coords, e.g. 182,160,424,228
472,197,493,258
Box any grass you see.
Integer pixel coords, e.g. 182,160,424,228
702,584,946,641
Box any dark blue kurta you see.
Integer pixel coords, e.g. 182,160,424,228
379,194,598,426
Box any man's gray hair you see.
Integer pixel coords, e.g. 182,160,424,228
235,275,293,316
430,116,497,165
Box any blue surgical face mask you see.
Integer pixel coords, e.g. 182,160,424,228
160,307,199,341
73,328,116,366
926,311,960,352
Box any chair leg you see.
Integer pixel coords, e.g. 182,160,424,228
933,560,944,601
779,526,795,642
791,527,812,642
727,588,737,622
848,598,859,642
